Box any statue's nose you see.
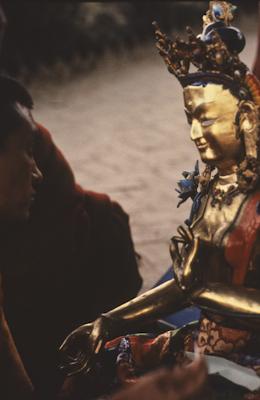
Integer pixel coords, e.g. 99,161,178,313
190,119,203,141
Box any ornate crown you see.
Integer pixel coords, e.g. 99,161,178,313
153,1,260,106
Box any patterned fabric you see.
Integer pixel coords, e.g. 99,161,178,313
197,317,260,376
197,317,252,355
96,317,260,397
105,332,174,383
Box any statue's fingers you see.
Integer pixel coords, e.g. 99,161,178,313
177,225,190,242
60,356,89,377
187,226,194,240
59,337,70,353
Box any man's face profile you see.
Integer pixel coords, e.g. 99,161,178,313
183,83,243,170
0,102,42,221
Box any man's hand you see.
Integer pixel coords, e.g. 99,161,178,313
59,314,117,376
112,356,208,400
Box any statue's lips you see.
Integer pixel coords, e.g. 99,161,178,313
196,142,208,151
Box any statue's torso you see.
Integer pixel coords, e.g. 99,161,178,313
190,176,260,287
192,191,245,247
183,177,260,358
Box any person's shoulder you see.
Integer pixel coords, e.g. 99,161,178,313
83,190,128,221
35,123,52,141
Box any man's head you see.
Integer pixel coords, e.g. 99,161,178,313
0,76,42,221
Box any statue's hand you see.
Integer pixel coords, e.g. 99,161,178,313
171,226,201,292
181,235,200,291
59,314,115,376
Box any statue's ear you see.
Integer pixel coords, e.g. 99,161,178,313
238,100,259,159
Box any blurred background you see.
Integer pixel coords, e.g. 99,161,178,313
1,1,259,290
1,1,258,79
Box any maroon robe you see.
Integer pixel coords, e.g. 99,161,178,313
1,124,142,399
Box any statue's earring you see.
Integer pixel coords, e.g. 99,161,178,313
237,100,259,159
236,100,260,192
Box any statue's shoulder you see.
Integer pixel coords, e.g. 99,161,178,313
228,189,260,239
241,190,260,218
224,189,260,285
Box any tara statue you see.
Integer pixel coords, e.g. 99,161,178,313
60,2,260,397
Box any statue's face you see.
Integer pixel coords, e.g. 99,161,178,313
183,83,243,171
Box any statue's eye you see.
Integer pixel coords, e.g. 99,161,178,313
201,119,215,127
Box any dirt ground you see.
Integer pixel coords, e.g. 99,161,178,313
29,27,257,292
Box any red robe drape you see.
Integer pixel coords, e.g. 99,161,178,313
1,124,142,399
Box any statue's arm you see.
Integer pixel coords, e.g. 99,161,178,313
59,232,201,376
191,283,260,330
59,278,189,376
105,278,188,332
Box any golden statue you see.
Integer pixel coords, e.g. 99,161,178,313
60,1,260,395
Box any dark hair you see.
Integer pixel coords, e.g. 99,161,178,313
0,75,34,148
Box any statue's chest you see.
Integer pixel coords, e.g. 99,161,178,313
189,190,260,285
192,192,246,248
